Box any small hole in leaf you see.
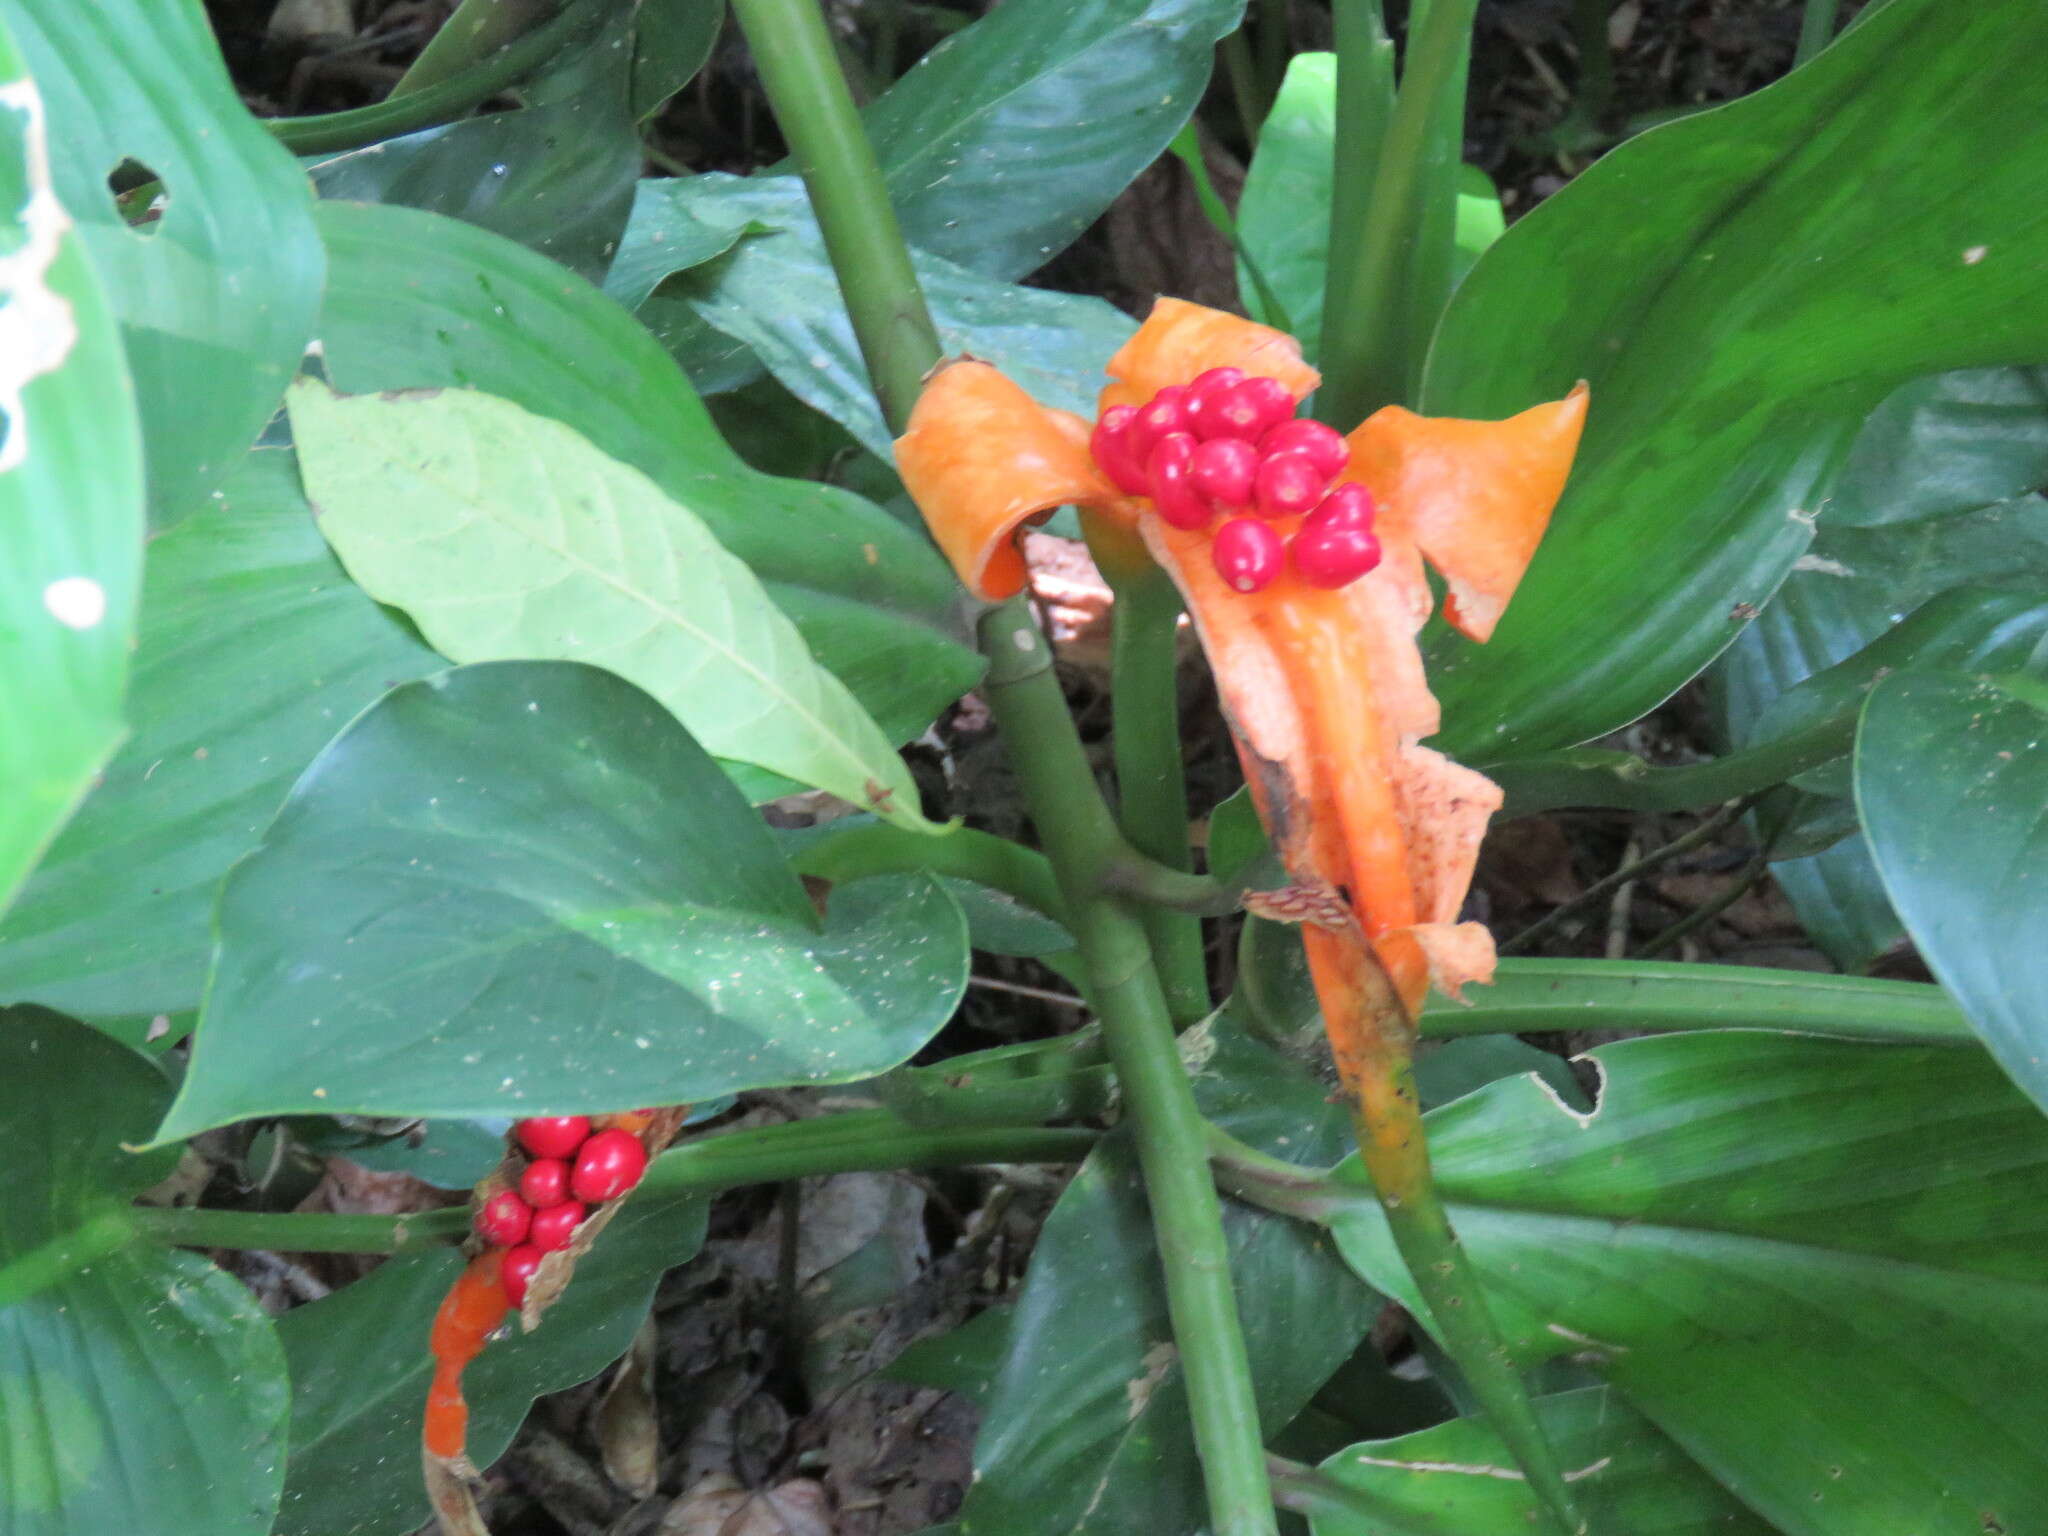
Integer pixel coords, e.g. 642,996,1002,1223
106,158,169,237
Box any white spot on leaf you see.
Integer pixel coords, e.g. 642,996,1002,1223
0,78,80,474
42,575,105,628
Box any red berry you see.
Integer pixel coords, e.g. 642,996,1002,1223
1254,452,1327,518
1212,518,1285,593
1307,482,1376,531
519,1157,571,1208
1145,432,1212,530
1127,386,1188,461
502,1244,543,1307
1188,437,1259,508
515,1116,591,1159
1260,418,1350,479
528,1199,587,1252
1202,376,1294,441
1180,367,1246,437
473,1189,532,1247
571,1128,651,1204
1292,521,1383,588
1090,405,1150,496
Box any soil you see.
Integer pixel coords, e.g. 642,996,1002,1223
198,4,1897,1532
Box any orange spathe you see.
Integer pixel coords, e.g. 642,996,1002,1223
893,298,1586,1059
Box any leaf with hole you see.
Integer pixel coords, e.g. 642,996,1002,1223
156,661,967,1139
4,0,322,527
1324,1029,2048,1534
287,377,937,827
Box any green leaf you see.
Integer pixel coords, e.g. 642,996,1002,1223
0,448,440,1025
1285,1387,1770,1535
0,29,145,918
307,4,654,282
156,661,967,1139
276,1189,708,1536
4,0,322,527
858,0,1245,277
1449,164,1505,287
630,0,725,118
1237,53,1337,341
0,1007,288,1536
1858,670,2048,1113
957,1020,1380,1536
623,174,1136,461
313,199,979,747
287,378,937,827
1420,0,2048,761
1325,1030,2048,1533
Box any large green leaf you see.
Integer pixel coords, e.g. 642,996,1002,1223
0,1008,288,1536
2,0,321,528
1282,1388,1770,1535
1420,0,2048,762
857,0,1243,277
287,379,934,826
0,448,439,1026
313,200,979,745
1858,670,2048,1113
619,174,1136,461
1325,1030,2048,1534
156,662,967,1139
0,31,144,917
276,1190,708,1536
1236,53,1337,341
957,1020,1380,1536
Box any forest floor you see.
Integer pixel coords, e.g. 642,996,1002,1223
204,4,1891,1532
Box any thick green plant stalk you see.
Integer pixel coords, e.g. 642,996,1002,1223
793,821,1070,929
980,603,1279,1536
133,1114,1097,1257
725,1,1278,1528
726,0,939,429
1320,0,1393,371
1109,567,1212,1025
390,0,558,97
1319,0,1479,421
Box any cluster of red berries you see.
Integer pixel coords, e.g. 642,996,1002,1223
472,1115,651,1306
1089,368,1383,595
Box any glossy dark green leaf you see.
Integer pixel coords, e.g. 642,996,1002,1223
1420,0,2048,762
1326,1030,2048,1534
1858,670,2048,1113
3,0,322,527
1828,365,2048,527
0,28,145,918
622,174,1136,460
859,0,1244,277
275,1189,708,1536
0,448,439,1025
630,0,725,118
307,6,646,282
0,1008,289,1536
957,1020,1379,1536
287,380,935,829
1283,1387,1769,1535
157,662,967,1139
313,200,980,746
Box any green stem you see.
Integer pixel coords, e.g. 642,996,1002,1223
1099,853,1244,914
390,0,558,99
981,601,1277,1536
1319,0,1478,422
1254,0,1292,108
793,821,1070,931
1795,0,1842,65
265,0,601,155
727,0,941,431
133,1114,1097,1255
1489,709,1855,816
1420,958,1974,1045
1109,569,1209,1026
1321,0,1393,370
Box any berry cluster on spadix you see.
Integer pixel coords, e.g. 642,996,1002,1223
1091,369,1381,594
